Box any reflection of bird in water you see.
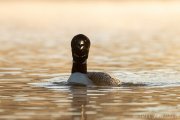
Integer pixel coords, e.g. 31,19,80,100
81,105,86,120
70,86,87,120
67,34,121,86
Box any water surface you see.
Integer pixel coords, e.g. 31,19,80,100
0,1,180,120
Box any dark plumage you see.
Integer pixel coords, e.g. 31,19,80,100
87,72,120,86
67,34,121,86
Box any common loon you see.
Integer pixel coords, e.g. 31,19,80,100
67,34,120,86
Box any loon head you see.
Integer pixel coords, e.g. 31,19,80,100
71,34,91,64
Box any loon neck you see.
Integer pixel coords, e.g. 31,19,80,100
71,61,87,74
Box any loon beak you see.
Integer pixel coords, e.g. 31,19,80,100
80,46,85,50
77,40,85,50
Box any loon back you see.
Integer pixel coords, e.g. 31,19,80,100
87,72,121,86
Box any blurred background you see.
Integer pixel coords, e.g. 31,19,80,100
0,1,180,119
0,0,180,72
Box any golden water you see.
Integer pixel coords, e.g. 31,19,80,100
0,1,180,120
